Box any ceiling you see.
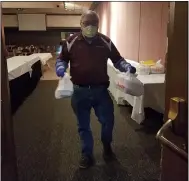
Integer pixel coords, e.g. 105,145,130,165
2,2,93,15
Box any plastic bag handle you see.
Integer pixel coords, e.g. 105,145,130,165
125,70,137,78
125,68,134,77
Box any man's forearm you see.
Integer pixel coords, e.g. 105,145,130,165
114,58,131,72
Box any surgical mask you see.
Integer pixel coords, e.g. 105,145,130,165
82,25,98,38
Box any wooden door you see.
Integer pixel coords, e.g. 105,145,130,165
157,2,188,181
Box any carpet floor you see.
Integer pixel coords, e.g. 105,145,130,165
13,80,162,181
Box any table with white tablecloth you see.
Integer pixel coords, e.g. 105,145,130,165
7,55,42,114
107,59,165,124
7,55,40,80
31,53,53,65
30,53,53,76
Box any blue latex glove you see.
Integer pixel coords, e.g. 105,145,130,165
115,59,136,74
128,65,136,74
56,66,65,77
55,60,66,77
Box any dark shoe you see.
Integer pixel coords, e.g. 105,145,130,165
103,144,116,162
79,155,95,169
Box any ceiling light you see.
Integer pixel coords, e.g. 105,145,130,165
64,2,82,11
17,8,24,11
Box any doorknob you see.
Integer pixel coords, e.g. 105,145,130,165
168,97,187,137
156,97,188,160
156,119,188,160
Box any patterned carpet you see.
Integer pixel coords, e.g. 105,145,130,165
13,80,162,181
40,58,70,81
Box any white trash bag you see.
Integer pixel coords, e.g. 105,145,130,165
55,73,73,99
115,72,144,97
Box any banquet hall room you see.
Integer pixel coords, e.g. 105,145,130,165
2,1,188,181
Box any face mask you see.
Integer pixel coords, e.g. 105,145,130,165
82,25,98,38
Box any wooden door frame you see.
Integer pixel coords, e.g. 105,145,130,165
164,1,188,121
160,2,188,181
1,11,18,181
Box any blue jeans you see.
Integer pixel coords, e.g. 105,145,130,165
71,85,114,157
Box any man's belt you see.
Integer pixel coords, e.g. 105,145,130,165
74,83,109,89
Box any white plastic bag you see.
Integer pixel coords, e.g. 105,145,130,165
55,73,73,99
150,60,165,74
136,64,150,75
131,96,145,124
115,72,144,97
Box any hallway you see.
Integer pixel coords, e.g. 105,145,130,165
13,80,161,181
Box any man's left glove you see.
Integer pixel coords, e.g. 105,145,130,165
115,59,136,74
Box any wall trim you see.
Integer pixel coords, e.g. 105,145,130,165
3,13,82,16
4,27,80,32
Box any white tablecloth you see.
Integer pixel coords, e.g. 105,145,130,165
107,59,165,124
31,53,52,65
7,56,40,80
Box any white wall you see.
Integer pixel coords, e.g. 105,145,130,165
18,14,46,31
46,15,80,28
96,2,168,64
2,14,81,29
2,15,18,27
2,2,59,8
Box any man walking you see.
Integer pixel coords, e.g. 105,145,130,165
56,10,136,169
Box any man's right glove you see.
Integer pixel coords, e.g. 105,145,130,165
56,66,65,77
55,60,66,77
